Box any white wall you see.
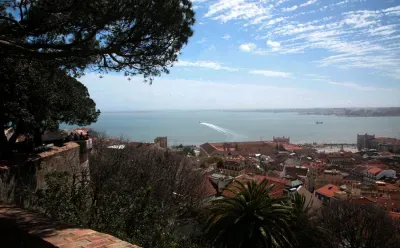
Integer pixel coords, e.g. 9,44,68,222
376,170,396,180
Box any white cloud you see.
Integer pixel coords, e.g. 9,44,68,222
250,15,271,25
255,4,399,75
266,17,287,26
239,42,257,52
222,34,231,40
176,60,238,71
198,0,400,80
319,55,400,75
81,74,317,110
204,0,270,23
266,40,280,48
81,73,400,110
326,81,394,91
342,13,379,28
283,5,298,12
196,38,208,44
368,25,398,36
305,74,329,80
274,0,291,7
308,74,397,92
300,0,318,8
249,70,291,78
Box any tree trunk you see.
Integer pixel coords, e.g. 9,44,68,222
0,80,9,158
0,126,8,158
33,128,43,147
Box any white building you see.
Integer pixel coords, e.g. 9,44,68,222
362,167,396,183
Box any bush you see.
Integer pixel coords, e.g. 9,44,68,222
26,139,207,248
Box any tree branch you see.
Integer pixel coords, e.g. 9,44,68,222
0,16,23,29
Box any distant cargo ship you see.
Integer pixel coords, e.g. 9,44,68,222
316,121,323,124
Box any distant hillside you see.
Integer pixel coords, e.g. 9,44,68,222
227,108,400,117
297,107,400,117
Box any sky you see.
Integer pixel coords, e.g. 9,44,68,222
81,0,400,111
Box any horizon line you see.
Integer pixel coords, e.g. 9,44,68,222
99,106,400,112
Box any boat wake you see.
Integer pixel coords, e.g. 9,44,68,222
199,122,245,140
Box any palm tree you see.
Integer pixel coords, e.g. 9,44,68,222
288,193,312,220
287,193,316,248
205,179,296,248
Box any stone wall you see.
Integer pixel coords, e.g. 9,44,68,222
0,142,140,247
0,142,83,205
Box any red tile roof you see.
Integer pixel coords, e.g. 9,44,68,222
200,174,217,197
316,184,340,198
388,211,400,219
38,142,80,158
367,167,382,175
353,166,368,173
377,184,400,192
374,197,399,209
375,137,398,144
282,143,302,151
252,175,290,184
349,196,377,205
222,175,288,198
310,162,327,168
244,168,255,174
203,141,276,155
361,194,400,211
199,142,219,155
365,162,387,169
379,152,393,156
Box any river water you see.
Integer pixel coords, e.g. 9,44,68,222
62,110,400,145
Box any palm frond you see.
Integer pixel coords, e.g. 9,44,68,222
205,178,296,248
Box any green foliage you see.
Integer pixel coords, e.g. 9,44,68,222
183,146,195,156
0,0,195,78
206,179,295,248
288,193,312,220
0,0,194,156
200,156,224,168
28,171,91,226
206,156,223,164
25,143,207,248
1,57,100,148
25,162,400,248
216,160,224,168
288,193,319,248
317,202,400,248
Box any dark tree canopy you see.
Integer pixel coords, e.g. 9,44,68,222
1,57,100,148
317,202,400,248
0,0,195,78
0,0,194,156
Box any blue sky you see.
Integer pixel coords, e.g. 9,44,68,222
81,0,400,111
